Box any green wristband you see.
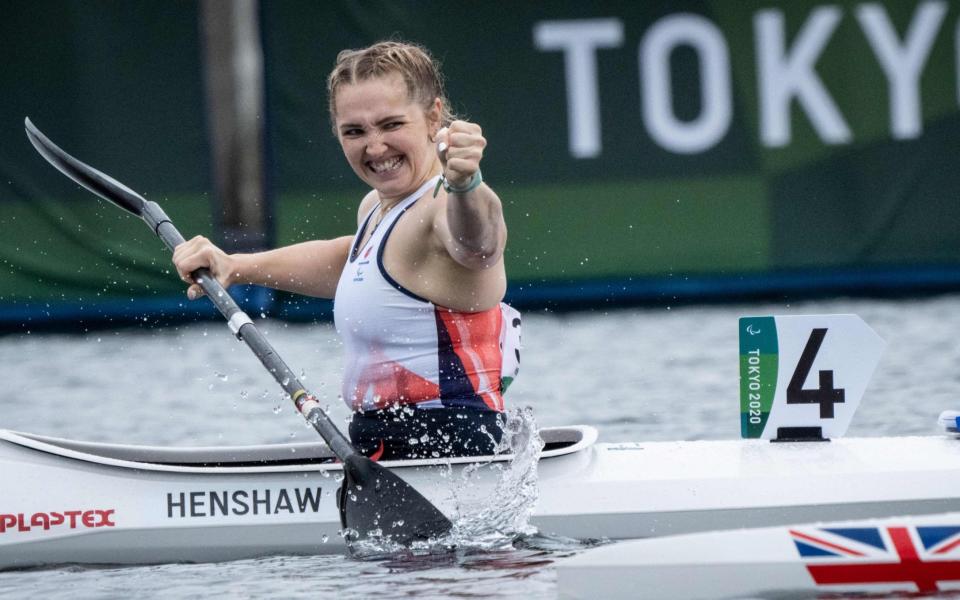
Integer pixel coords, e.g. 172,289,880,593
443,169,483,194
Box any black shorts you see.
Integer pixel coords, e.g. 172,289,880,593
349,406,504,461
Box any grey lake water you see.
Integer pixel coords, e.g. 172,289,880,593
2,294,960,598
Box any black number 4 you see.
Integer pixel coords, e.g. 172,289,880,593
787,328,845,419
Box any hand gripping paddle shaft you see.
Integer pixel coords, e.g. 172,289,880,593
24,117,452,546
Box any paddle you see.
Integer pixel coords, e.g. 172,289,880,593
23,117,452,547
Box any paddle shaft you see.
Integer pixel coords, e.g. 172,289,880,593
143,201,355,460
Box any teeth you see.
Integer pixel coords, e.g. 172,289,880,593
369,157,402,173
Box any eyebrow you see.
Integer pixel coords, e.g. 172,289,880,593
339,114,407,131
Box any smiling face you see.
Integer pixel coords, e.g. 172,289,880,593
334,73,442,203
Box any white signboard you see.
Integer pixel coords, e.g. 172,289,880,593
740,315,885,440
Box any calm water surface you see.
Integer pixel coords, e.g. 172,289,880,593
2,295,959,598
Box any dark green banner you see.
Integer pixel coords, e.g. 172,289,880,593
263,0,960,288
1,0,959,326
0,1,212,325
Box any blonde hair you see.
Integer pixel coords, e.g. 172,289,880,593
327,40,455,133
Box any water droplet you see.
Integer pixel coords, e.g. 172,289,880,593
408,438,419,445
321,534,329,543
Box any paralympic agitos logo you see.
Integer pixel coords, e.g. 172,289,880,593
1,509,116,533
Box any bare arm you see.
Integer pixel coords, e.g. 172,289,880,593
230,237,353,297
173,235,353,300
433,121,507,269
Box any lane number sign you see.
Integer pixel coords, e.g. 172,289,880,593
739,315,886,439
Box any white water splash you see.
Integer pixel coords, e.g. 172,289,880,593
348,406,544,558
447,406,543,546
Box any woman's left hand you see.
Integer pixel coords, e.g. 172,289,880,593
436,120,486,189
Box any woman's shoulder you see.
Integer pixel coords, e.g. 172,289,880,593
356,190,380,226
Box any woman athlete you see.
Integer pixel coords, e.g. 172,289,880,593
173,41,517,460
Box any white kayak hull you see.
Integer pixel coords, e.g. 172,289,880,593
4,425,960,569
559,512,960,599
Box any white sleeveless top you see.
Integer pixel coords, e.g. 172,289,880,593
333,177,518,413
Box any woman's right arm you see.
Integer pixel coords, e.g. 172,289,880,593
172,235,354,300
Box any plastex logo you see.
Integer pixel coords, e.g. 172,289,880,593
1,509,116,533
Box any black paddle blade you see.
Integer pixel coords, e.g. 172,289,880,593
339,455,452,546
24,117,147,217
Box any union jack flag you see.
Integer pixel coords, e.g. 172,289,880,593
791,525,960,593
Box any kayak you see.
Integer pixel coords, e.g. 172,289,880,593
5,424,960,570
557,511,960,599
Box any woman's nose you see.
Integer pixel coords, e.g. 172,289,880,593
365,135,388,156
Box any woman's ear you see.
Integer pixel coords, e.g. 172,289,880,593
428,98,443,139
